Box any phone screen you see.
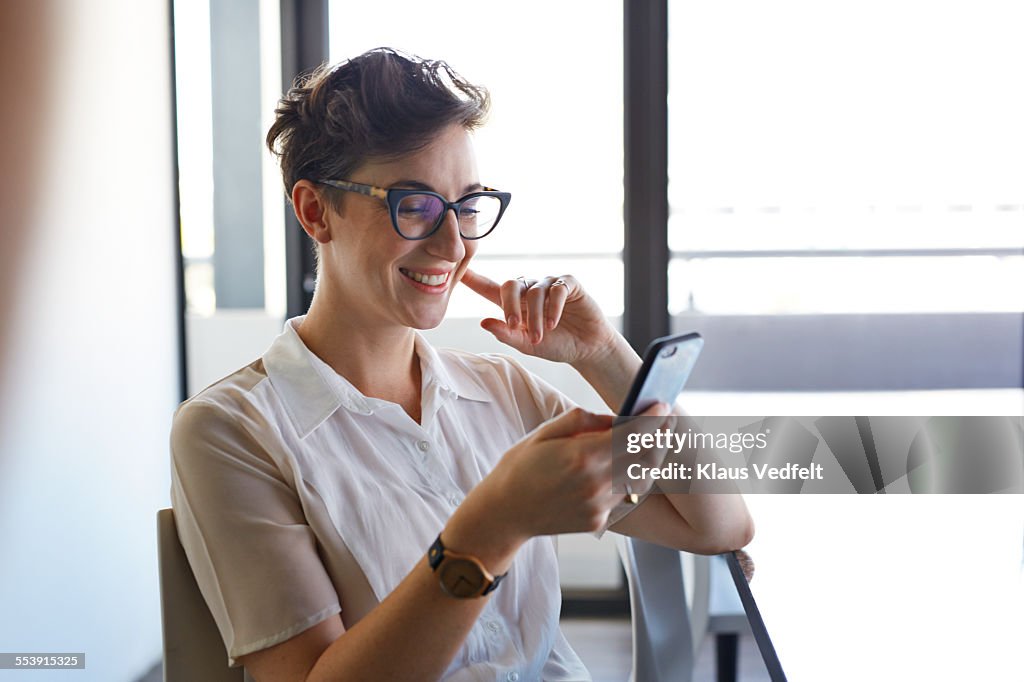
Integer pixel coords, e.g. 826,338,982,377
618,333,703,416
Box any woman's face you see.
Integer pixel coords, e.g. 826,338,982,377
319,123,483,331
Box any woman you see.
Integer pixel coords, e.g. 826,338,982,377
170,47,753,682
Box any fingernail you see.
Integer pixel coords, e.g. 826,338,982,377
508,315,518,327
546,317,555,330
533,331,542,344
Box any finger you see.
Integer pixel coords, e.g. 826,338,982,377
735,549,755,582
525,284,546,344
459,269,503,307
499,278,528,329
596,474,631,510
534,407,614,441
640,402,670,417
607,492,629,509
612,402,668,431
545,276,571,330
479,317,531,349
618,403,673,448
567,427,618,474
574,423,615,448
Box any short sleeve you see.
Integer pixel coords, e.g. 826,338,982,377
494,355,577,427
169,399,341,667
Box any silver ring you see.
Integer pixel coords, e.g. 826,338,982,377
624,483,638,505
551,278,567,288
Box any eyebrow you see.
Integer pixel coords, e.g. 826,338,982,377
388,179,485,195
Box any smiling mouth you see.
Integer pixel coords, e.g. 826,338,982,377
399,268,451,287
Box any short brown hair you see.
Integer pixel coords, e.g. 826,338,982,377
266,47,490,210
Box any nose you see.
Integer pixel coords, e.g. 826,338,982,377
425,207,467,262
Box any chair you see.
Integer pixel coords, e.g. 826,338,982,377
617,536,750,682
157,508,245,682
690,553,751,682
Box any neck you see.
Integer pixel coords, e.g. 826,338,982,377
296,292,421,407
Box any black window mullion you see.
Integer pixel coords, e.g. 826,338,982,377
281,0,329,319
623,0,670,353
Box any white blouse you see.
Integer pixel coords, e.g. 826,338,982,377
170,316,608,681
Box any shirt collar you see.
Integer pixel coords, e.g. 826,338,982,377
412,331,493,404
263,316,491,438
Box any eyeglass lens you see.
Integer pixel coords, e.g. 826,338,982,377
395,194,502,239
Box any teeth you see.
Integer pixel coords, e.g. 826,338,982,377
402,269,449,286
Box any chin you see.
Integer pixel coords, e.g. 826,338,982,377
405,306,449,331
415,319,445,331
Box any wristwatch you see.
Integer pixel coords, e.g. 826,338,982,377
428,534,507,599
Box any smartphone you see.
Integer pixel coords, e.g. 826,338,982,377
617,332,704,417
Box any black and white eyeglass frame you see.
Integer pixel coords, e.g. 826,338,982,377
314,178,512,240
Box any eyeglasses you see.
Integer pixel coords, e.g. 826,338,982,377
314,178,512,240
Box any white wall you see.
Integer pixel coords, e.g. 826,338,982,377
186,311,284,396
0,1,180,680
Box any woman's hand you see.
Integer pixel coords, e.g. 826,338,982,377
458,403,671,547
460,269,618,367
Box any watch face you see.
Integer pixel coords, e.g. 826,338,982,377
439,558,487,598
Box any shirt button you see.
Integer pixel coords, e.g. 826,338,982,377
487,620,500,633
449,494,463,507
416,440,429,452
506,672,519,682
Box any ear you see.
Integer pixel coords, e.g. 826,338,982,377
291,180,333,244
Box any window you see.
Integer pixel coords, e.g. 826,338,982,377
173,0,287,394
328,0,624,322
667,0,1024,389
